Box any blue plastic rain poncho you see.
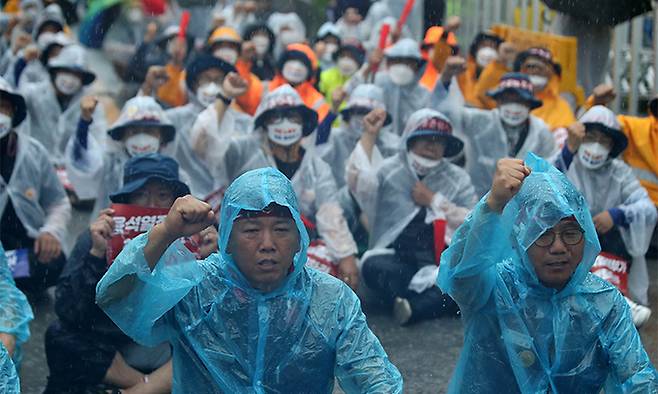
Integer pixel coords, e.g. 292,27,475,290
438,153,658,393
96,168,403,393
0,343,19,394
0,243,34,369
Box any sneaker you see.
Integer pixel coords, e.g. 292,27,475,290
393,297,412,326
625,296,652,328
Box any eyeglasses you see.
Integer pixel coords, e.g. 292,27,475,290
534,227,584,248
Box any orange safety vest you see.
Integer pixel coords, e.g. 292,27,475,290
532,78,576,130
157,64,187,108
269,74,330,122
235,60,264,116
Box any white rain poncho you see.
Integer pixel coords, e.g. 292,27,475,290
20,45,107,164
0,343,19,394
320,84,399,190
435,85,556,198
0,133,71,245
66,96,179,219
438,153,658,393
555,106,658,305
368,110,477,251
186,100,253,194
0,243,34,369
11,32,72,88
166,99,212,198
359,39,440,136
96,167,403,393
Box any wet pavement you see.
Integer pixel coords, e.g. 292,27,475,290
16,208,658,393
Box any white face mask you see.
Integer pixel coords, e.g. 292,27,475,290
408,151,441,176
0,113,12,139
528,74,548,90
196,83,221,107
54,72,82,96
280,30,302,46
37,32,57,49
267,118,303,146
125,133,161,157
214,47,238,65
499,103,530,126
476,46,499,68
337,57,358,76
282,60,308,84
388,64,415,86
348,114,364,134
578,142,610,169
252,35,270,56
322,42,338,62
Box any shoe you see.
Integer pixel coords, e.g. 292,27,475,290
625,296,652,328
393,297,412,326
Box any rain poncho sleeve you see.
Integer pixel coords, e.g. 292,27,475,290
0,343,19,394
0,243,34,367
97,168,402,393
437,153,658,393
436,198,502,311
345,141,386,222
96,233,204,347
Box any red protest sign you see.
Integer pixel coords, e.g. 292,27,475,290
106,204,201,266
590,252,629,295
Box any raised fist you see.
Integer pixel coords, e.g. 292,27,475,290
487,158,531,213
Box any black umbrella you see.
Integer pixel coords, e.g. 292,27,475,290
542,0,653,26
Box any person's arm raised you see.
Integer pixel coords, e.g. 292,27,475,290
144,196,215,270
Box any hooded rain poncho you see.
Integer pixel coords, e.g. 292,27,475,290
438,153,658,393
96,168,403,393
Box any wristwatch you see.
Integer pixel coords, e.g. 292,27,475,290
217,92,232,105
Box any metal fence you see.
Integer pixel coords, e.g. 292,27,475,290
445,0,658,115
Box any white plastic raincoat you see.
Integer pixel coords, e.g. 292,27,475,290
320,84,399,190
20,45,106,164
186,100,253,193
435,85,556,197
555,106,658,305
66,96,179,219
438,153,658,393
0,133,71,245
96,167,403,393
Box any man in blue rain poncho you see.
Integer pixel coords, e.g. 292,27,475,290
438,153,658,392
96,168,403,393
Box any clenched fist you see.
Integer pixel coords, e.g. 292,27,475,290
160,195,216,241
80,96,99,122
487,158,531,213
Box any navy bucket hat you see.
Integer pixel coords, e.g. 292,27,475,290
109,154,190,203
487,72,543,110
